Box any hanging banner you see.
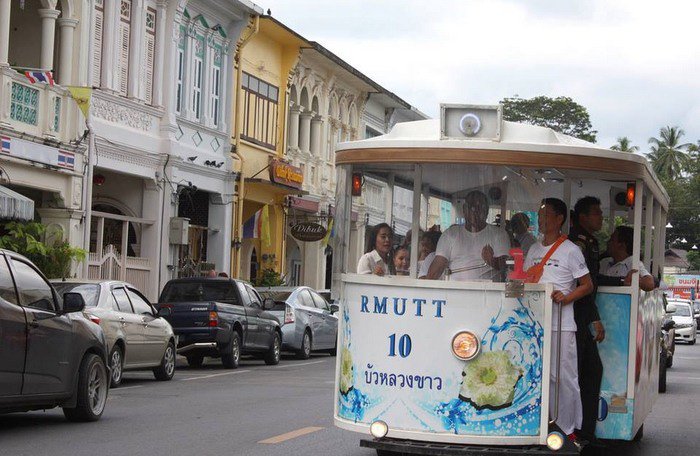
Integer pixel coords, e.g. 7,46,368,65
291,222,327,242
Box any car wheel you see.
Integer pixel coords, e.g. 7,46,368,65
658,351,667,393
689,332,696,345
63,354,109,422
187,355,204,368
153,341,176,381
109,345,124,388
296,330,311,360
264,332,281,365
221,331,241,369
328,337,338,356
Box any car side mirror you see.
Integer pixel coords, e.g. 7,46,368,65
263,297,275,311
666,304,677,314
157,306,172,318
63,292,85,313
330,304,339,314
662,320,675,331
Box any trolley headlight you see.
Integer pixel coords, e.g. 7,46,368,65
369,420,389,439
451,331,480,361
546,431,565,451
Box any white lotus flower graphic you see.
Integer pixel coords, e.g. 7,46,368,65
459,350,522,409
339,347,354,395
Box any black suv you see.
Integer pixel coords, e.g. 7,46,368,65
0,249,109,421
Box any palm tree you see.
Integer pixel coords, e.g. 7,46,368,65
648,126,692,179
610,136,639,153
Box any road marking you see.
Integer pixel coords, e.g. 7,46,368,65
258,426,325,444
276,360,327,368
674,356,700,360
115,385,144,390
670,376,700,381
180,370,251,381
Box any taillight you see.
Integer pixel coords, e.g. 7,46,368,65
208,311,219,327
284,305,295,324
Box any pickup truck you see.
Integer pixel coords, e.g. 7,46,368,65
157,277,281,368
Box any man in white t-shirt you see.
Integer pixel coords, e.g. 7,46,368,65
524,198,594,440
599,226,655,291
426,191,510,281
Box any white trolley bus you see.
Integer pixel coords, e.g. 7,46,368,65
331,104,669,454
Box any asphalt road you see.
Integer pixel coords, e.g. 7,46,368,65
1,344,699,456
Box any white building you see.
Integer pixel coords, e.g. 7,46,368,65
0,0,87,256
84,0,260,299
285,42,427,289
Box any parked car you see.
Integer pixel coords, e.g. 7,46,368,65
317,289,336,305
51,280,176,387
668,300,697,345
257,286,339,359
0,249,109,421
692,301,700,328
659,317,675,393
157,277,281,368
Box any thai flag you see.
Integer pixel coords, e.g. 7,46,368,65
1,136,10,154
24,71,55,86
57,150,75,170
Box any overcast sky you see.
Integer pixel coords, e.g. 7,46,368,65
259,0,700,152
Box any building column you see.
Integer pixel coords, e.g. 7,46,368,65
299,112,312,155
288,106,301,150
0,0,10,66
57,18,79,85
310,115,322,158
38,9,61,71
128,0,146,99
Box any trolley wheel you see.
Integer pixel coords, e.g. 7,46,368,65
659,351,667,393
633,424,644,442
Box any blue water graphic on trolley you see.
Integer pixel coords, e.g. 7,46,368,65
433,296,544,435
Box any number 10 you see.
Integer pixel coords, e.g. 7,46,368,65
388,333,412,358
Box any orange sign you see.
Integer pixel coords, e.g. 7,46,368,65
269,159,303,189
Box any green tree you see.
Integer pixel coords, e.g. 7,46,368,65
648,126,692,180
0,221,86,278
500,96,597,142
687,251,700,271
610,136,639,153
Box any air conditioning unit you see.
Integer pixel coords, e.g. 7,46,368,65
169,217,190,245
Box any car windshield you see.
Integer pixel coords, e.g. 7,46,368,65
160,282,239,304
673,305,692,317
51,283,100,308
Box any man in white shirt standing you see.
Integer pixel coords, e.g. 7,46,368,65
426,191,510,281
599,226,655,291
524,198,594,441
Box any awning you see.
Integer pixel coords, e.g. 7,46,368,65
0,185,34,221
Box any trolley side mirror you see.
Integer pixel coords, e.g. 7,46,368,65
330,304,339,314
662,320,675,331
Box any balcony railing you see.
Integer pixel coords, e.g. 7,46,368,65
0,67,71,142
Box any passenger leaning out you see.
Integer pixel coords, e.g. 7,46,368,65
426,190,510,280
357,223,394,276
599,226,655,291
524,198,594,440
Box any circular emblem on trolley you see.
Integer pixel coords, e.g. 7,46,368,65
451,330,481,361
291,222,327,242
459,113,481,136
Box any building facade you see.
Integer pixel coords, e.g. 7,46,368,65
0,0,87,261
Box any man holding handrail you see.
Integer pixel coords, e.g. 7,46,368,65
525,198,594,442
426,190,510,281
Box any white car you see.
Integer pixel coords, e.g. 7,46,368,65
52,280,176,386
668,300,697,345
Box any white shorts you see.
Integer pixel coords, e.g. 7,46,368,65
549,330,582,435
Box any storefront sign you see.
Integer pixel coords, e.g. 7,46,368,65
291,222,327,242
0,135,76,170
270,159,303,189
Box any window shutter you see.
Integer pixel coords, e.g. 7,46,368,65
143,8,156,104
117,0,131,97
91,2,104,87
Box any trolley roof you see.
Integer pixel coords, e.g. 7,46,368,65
336,118,669,208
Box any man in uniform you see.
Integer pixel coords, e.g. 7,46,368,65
569,196,605,444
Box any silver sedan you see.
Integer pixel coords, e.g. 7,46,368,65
257,287,338,359
51,279,176,387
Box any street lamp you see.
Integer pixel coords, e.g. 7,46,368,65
665,222,673,228
692,244,698,250
681,238,688,244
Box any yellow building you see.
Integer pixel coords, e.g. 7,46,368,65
231,16,309,281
